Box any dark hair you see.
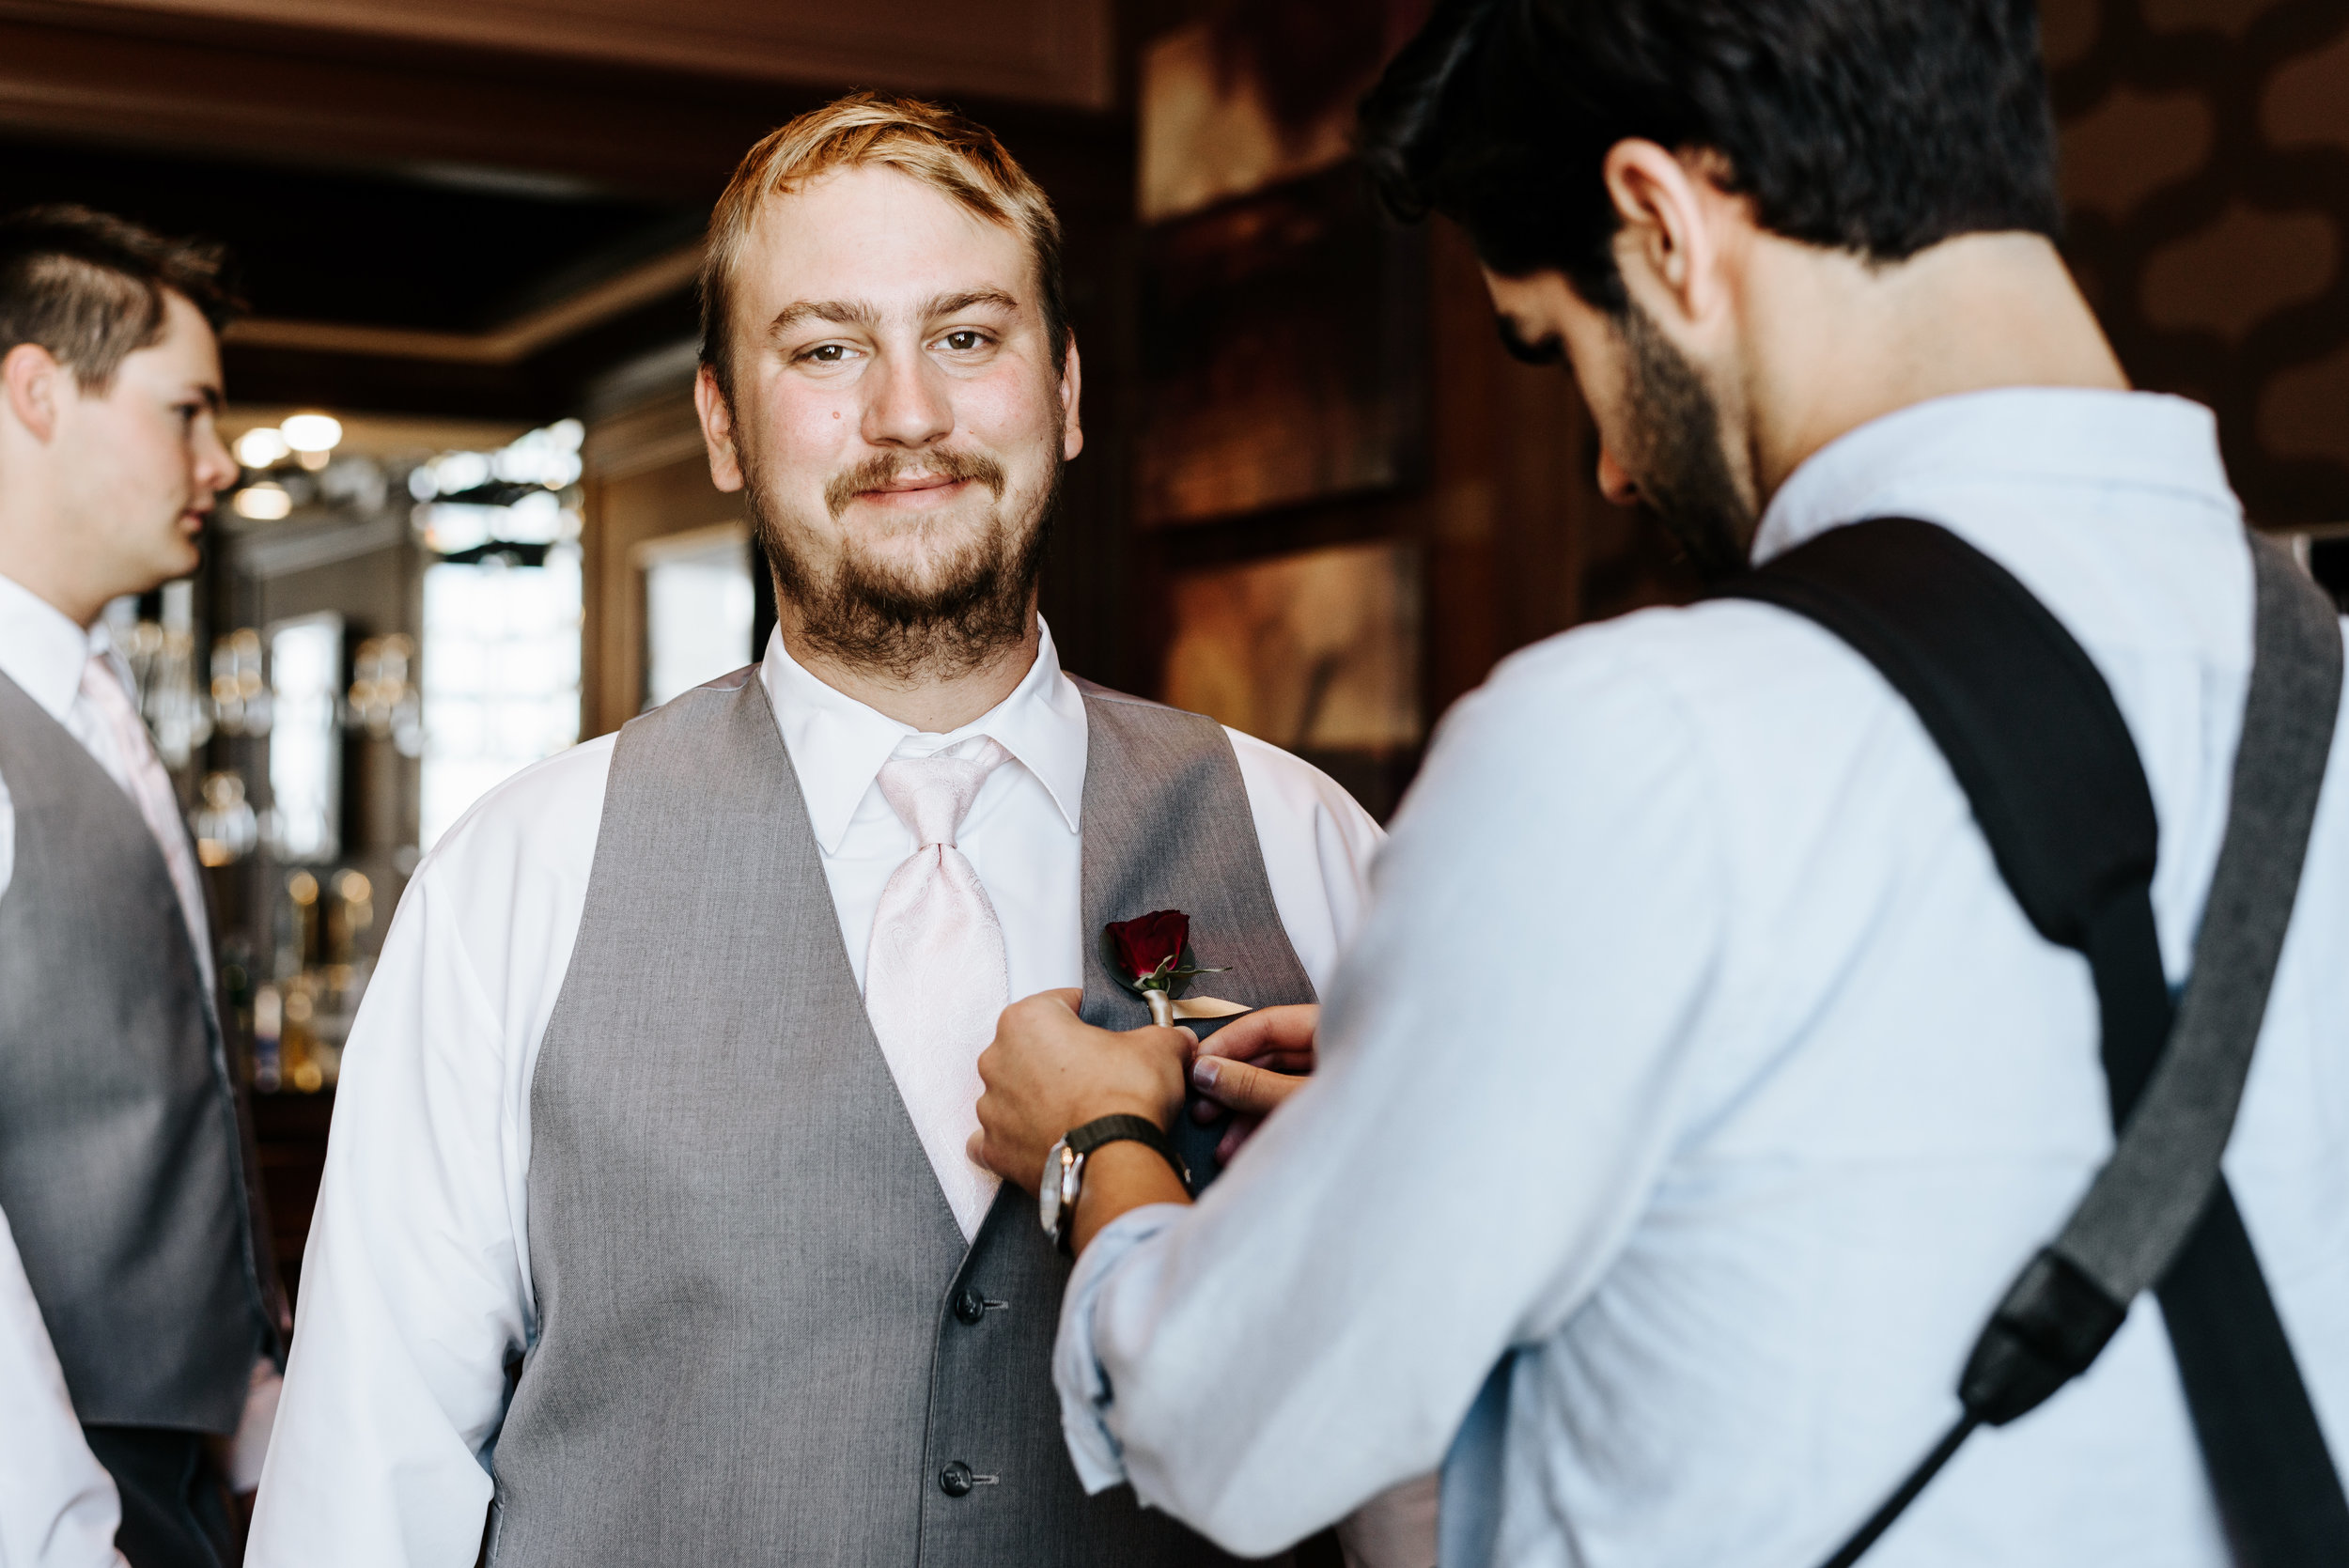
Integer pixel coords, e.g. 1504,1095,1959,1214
1360,0,2062,312
0,205,239,390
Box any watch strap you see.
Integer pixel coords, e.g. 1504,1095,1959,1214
1064,1113,1190,1188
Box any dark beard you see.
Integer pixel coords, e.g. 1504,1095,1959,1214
750,445,1057,684
1616,301,1754,582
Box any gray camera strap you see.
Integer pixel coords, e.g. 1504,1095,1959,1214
1715,520,2347,1565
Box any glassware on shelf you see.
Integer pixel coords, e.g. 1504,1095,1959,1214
256,866,380,1094
349,635,423,756
252,983,283,1093
327,870,374,963
210,628,272,737
194,772,259,867
117,582,210,771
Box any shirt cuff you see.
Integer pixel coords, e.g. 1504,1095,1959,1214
1052,1202,1189,1495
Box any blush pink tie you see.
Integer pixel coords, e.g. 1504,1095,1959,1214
863,736,1015,1239
81,649,214,996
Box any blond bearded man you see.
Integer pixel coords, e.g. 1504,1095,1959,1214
248,97,1431,1567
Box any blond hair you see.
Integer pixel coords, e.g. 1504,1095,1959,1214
698,92,1067,397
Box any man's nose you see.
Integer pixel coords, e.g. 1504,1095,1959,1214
194,425,238,497
861,349,955,449
1596,447,1641,508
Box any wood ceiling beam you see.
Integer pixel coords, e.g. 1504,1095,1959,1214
0,3,1133,209
0,4,803,196
60,0,1111,111
225,244,706,365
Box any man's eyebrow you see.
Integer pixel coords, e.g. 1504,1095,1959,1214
766,299,880,336
926,288,1020,318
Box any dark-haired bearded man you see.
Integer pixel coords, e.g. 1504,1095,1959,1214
249,93,1425,1568
969,1,2349,1564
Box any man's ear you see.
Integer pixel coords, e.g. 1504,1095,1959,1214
2,342,68,443
693,363,745,493
1059,334,1083,463
1599,139,1741,333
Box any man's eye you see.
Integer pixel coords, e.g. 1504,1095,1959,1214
1496,317,1565,367
806,345,848,363
941,331,986,352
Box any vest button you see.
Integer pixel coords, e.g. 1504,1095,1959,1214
940,1461,975,1497
954,1287,987,1325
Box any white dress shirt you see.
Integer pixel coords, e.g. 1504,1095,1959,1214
248,619,1391,1567
0,571,264,1568
1053,389,2349,1566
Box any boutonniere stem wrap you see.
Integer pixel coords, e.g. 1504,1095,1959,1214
1104,908,1246,1026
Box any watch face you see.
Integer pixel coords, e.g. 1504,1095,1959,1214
1039,1141,1068,1237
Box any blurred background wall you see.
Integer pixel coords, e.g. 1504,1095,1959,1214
2047,0,2349,527
6,0,2341,1285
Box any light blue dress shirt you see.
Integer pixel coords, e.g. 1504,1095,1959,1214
1052,388,2349,1567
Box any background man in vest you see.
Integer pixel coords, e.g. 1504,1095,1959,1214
251,94,1426,1566
0,207,282,1568
970,0,2349,1563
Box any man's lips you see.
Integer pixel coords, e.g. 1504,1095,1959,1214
856,474,971,501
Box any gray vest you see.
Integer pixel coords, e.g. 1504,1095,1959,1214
0,669,267,1431
490,667,1315,1566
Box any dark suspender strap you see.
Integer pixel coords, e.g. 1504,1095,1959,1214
1712,518,2349,1566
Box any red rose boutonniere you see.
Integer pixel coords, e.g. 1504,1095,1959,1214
1104,908,1246,1026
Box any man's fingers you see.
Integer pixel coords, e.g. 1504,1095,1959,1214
1196,1002,1320,1063
1216,1113,1264,1164
999,987,1085,1033
1188,1053,1306,1117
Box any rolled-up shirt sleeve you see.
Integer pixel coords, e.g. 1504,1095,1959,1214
1048,633,1731,1556
1055,1203,1190,1492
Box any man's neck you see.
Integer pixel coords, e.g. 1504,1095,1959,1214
0,527,104,629
777,613,1044,734
1740,231,2129,505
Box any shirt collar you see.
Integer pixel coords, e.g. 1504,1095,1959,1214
0,572,99,724
1750,388,2239,566
759,615,1088,853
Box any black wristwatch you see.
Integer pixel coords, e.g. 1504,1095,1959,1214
1037,1114,1190,1255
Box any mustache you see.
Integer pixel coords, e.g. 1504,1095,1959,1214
824,448,1006,520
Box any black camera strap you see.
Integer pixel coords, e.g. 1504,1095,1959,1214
1713,517,2347,1566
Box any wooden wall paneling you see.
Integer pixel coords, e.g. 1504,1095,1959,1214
2048,0,2349,524
1035,189,1141,693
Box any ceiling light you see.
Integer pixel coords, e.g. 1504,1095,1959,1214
236,427,290,468
234,483,292,520
280,413,343,454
